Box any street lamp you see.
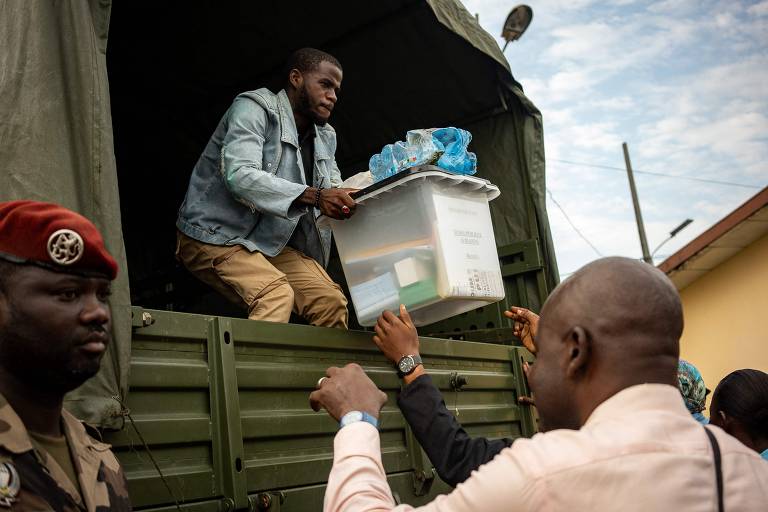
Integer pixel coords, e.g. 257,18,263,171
651,219,694,259
501,5,533,51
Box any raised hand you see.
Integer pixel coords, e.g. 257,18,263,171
504,306,539,355
372,305,419,364
319,188,358,220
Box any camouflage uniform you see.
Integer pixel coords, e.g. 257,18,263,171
0,394,131,511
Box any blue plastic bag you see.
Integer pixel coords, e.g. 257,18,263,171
369,127,477,182
433,128,477,175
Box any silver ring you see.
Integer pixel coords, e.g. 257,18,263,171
317,377,327,388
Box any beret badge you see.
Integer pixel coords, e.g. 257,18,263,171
47,228,84,266
0,461,20,506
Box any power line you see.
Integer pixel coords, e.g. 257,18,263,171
546,188,604,258
551,158,762,189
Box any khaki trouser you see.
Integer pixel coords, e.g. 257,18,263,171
176,231,348,328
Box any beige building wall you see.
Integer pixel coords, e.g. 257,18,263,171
678,233,768,413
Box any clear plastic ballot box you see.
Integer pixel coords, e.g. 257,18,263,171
319,166,504,327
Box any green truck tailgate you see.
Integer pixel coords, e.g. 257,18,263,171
104,307,535,511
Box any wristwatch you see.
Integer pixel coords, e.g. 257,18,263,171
396,354,423,378
339,410,379,430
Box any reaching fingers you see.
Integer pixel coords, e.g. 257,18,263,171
375,316,389,334
373,324,387,342
309,390,323,412
344,362,363,372
521,309,538,322
505,306,536,320
399,304,414,328
518,396,535,406
321,190,358,218
381,309,398,326
340,193,356,209
373,317,390,338
504,307,523,318
329,190,356,213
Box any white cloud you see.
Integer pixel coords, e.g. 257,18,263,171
587,96,637,110
647,0,701,15
634,55,768,177
747,1,768,16
461,0,767,276
545,22,622,62
546,69,600,102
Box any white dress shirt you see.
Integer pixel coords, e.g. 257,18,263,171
324,384,768,511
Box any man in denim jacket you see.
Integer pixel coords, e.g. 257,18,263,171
176,48,356,328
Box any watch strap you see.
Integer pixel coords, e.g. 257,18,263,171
339,410,379,430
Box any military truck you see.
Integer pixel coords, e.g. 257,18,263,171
0,1,558,510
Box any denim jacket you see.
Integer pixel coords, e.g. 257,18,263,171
176,88,343,266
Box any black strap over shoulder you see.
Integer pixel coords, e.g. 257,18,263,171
704,427,724,512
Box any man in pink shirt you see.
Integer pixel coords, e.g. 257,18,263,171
310,257,768,511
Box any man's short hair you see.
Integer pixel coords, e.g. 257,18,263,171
284,48,342,84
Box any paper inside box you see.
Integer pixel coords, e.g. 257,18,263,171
349,272,400,322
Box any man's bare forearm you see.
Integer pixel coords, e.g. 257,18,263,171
294,186,319,206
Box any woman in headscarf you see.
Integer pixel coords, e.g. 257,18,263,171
677,359,710,424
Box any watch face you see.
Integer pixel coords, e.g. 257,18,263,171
341,410,364,428
398,355,414,374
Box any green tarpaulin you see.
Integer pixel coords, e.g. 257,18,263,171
0,0,130,427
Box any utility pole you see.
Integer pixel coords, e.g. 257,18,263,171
622,142,652,264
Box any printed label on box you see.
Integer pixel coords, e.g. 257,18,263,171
432,194,504,298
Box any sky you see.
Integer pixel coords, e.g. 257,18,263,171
460,0,768,278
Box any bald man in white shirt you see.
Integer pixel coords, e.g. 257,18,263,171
310,257,768,512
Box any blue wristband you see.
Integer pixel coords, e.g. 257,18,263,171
339,411,379,430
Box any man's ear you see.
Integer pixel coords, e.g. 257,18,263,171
288,69,303,90
717,410,732,431
564,326,591,379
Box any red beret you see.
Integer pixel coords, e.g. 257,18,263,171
0,201,118,280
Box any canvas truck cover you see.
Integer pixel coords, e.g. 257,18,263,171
0,0,557,426
0,0,130,428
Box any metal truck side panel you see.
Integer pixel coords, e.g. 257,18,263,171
106,308,535,510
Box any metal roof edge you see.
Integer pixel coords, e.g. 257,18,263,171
658,186,768,274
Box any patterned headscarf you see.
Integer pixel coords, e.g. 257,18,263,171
677,359,708,413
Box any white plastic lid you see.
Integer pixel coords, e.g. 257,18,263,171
317,167,500,228
353,167,500,204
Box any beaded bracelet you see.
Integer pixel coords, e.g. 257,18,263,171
314,187,323,209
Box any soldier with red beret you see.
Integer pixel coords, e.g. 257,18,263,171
0,201,131,511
